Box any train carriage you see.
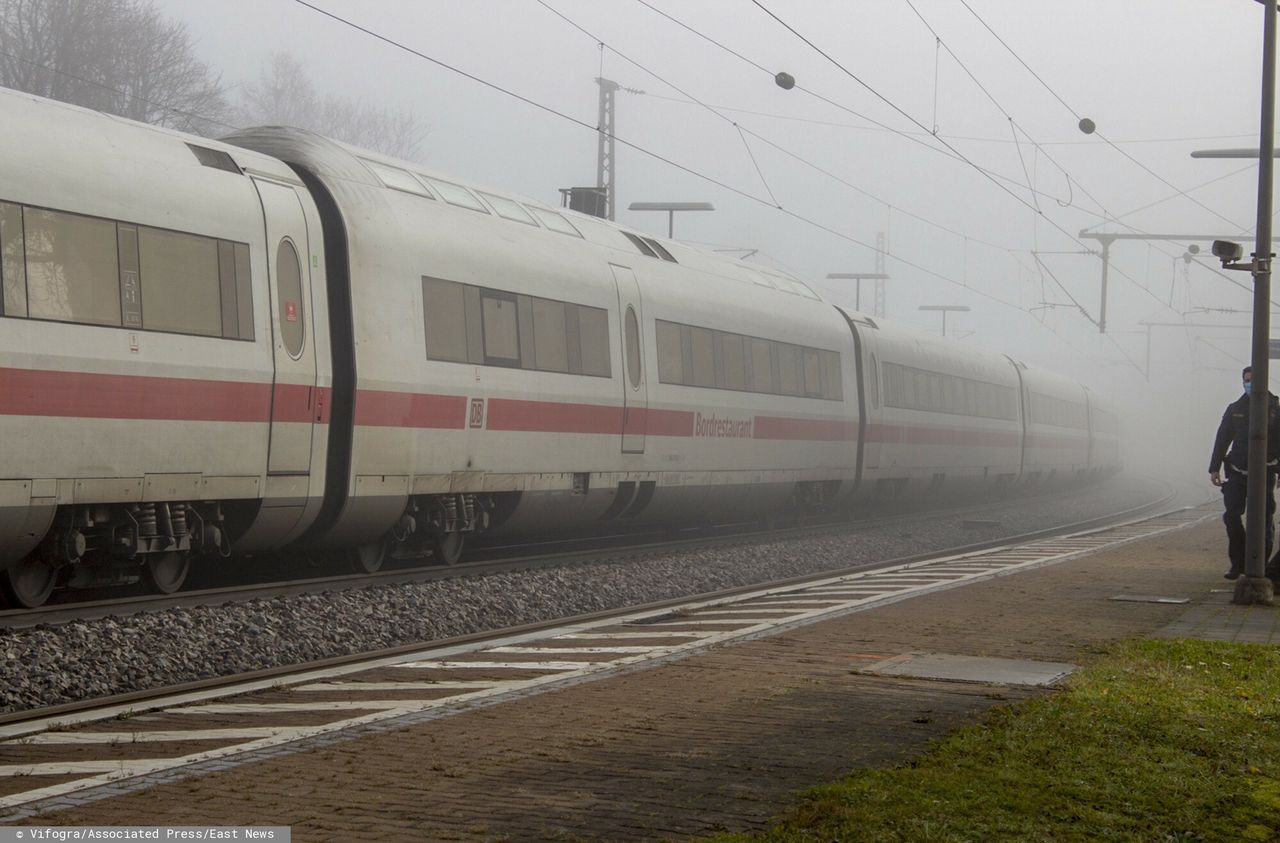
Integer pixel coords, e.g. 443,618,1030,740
0,89,335,605
850,317,1024,497
0,87,1122,607
223,130,861,564
1086,391,1122,478
1017,366,1093,483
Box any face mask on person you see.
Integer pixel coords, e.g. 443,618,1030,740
1245,381,1254,395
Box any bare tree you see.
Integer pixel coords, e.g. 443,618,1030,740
239,52,425,160
0,0,229,134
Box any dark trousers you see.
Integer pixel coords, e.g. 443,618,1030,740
1222,469,1277,571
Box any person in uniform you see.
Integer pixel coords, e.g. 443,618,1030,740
1209,366,1280,579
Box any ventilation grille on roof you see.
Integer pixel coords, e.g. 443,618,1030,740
186,143,241,174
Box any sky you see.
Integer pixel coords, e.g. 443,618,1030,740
157,0,1272,482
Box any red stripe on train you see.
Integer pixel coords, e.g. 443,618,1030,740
0,367,273,422
753,416,858,441
866,423,1021,447
487,397,620,433
353,389,467,429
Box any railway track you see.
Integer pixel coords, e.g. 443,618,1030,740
0,479,1182,629
0,492,1211,817
2,481,1183,727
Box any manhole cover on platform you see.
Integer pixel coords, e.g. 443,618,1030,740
858,652,1076,687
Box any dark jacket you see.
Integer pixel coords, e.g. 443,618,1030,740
1209,391,1280,473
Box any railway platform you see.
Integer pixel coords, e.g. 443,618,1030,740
7,507,1279,841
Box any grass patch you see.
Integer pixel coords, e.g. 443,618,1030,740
710,639,1280,842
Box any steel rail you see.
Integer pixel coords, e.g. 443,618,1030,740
0,484,1180,729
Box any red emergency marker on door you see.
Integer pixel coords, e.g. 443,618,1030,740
285,300,298,322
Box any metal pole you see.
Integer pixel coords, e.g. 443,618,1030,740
1099,238,1111,333
668,210,674,239
1145,324,1152,382
855,278,862,312
1238,0,1277,604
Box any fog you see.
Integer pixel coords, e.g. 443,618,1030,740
155,0,1269,490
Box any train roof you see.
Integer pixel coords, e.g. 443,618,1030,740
221,125,829,307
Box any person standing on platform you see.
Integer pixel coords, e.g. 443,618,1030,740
1209,366,1280,579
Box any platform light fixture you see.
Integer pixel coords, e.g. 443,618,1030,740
627,201,714,239
826,272,889,313
918,304,970,337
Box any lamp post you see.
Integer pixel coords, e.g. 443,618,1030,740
627,201,714,238
826,272,889,313
1191,0,1276,605
918,305,970,337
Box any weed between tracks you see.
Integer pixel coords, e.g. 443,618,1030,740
709,639,1280,842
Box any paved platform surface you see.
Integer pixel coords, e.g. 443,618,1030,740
16,513,1279,842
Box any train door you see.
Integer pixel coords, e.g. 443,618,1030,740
253,178,319,475
611,264,648,454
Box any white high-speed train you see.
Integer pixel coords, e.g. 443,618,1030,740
0,87,1120,607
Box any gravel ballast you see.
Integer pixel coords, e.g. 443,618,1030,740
0,475,1199,714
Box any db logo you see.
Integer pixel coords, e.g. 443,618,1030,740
468,398,486,429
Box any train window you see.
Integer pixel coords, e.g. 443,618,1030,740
718,332,746,390
362,159,432,197
749,338,773,393
656,319,684,384
516,296,536,368
791,279,821,300
479,192,538,226
424,177,489,213
3,200,251,339
215,240,255,341
802,348,822,398
625,306,642,388
233,243,254,341
480,291,520,365
276,239,305,357
652,317,839,400
24,207,121,327
1,202,27,317
689,326,715,387
218,241,238,338
622,231,657,258
424,278,471,360
117,225,143,329
867,354,878,408
776,343,801,395
642,237,676,263
577,305,611,377
139,227,222,337
822,350,843,401
882,360,1017,420
532,297,568,373
1031,392,1087,429
529,208,583,238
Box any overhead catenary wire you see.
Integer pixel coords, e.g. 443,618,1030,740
748,0,1059,223
745,0,1188,322
287,0,1136,371
277,2,1189,378
0,2,1202,377
957,0,1248,232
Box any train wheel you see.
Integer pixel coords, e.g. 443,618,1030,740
432,532,464,566
1,556,58,609
142,552,189,595
350,538,388,575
